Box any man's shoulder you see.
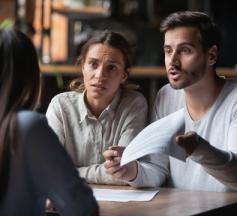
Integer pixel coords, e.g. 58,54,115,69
222,79,237,98
159,83,183,96
152,84,185,120
156,83,184,106
121,89,148,104
226,79,237,90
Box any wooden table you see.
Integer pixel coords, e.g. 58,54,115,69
94,185,237,216
46,185,237,216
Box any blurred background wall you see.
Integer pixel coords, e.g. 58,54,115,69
1,0,237,113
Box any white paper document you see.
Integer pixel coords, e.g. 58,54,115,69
121,108,187,166
93,188,159,202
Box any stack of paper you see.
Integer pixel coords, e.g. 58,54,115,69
93,188,159,202
121,108,187,166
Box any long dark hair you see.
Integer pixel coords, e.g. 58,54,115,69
70,30,139,92
0,28,40,194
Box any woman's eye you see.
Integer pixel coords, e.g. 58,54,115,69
89,61,98,69
107,64,117,72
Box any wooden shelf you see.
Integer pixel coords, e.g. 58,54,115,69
52,5,109,16
40,64,237,78
47,4,110,64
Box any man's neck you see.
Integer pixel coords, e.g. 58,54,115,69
184,75,225,121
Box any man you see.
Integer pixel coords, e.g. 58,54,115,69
104,11,237,192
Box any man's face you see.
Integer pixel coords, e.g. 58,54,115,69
164,26,209,90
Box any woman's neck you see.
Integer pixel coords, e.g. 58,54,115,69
84,93,114,118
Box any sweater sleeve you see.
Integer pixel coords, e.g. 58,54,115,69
18,112,98,216
190,123,237,191
118,92,148,147
128,153,169,188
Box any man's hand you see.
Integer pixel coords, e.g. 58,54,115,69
176,131,200,155
103,146,138,181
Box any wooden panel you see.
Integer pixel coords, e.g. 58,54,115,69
40,64,237,78
0,0,15,21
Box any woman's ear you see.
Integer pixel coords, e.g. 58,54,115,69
208,45,218,66
81,62,85,76
121,71,128,83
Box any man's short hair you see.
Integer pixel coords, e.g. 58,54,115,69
160,11,222,52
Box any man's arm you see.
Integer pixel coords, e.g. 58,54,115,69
177,131,237,191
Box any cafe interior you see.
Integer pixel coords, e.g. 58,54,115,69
1,1,237,216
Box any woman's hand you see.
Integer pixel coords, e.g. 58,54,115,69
103,146,138,181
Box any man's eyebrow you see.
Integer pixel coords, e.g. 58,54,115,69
163,42,195,49
178,42,195,47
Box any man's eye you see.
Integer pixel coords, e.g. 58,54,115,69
181,47,191,54
164,48,172,55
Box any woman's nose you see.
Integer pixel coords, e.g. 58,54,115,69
94,66,105,78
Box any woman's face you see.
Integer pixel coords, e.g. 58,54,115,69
82,43,128,104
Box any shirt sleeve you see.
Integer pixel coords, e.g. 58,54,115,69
117,92,148,147
18,112,98,216
46,97,66,145
190,113,237,191
78,165,127,185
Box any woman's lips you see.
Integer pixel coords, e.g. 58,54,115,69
91,84,106,90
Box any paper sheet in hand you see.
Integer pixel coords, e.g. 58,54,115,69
121,109,187,166
92,188,159,202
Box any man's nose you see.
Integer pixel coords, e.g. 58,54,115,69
170,52,180,66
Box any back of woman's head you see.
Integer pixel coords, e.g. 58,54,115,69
0,28,40,114
0,28,40,194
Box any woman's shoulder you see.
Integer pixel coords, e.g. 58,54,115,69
17,111,47,132
121,89,147,103
16,111,58,150
49,91,81,105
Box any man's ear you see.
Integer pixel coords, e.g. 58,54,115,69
208,45,218,66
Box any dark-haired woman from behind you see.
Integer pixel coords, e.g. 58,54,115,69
0,28,98,216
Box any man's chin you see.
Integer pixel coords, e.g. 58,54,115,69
169,82,189,90
170,83,183,90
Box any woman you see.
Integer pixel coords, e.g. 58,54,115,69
0,28,98,216
46,30,148,185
